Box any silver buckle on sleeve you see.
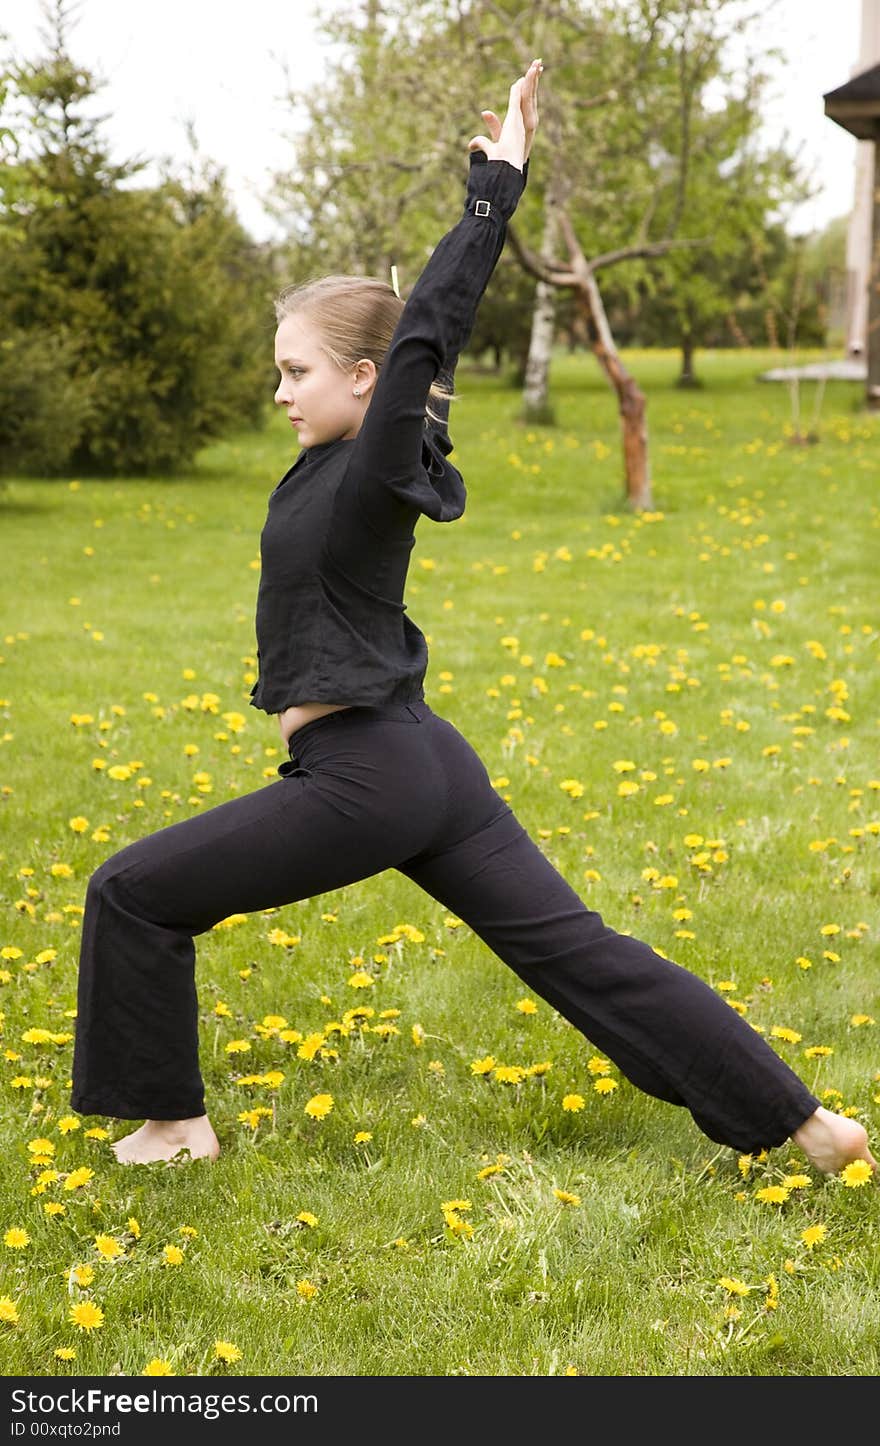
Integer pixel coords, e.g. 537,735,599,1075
474,199,491,216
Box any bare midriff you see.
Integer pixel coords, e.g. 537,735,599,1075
277,701,353,750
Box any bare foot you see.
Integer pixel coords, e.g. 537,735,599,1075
111,1115,220,1165
791,1106,878,1177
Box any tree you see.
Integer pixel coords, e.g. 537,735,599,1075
270,0,809,509
0,2,271,477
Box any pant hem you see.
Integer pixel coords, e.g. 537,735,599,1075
71,1094,206,1122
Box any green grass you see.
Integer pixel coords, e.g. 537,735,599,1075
1,347,878,1376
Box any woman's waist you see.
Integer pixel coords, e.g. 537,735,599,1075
277,701,353,747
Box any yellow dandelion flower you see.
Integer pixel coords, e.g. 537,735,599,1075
801,1224,827,1249
142,1359,175,1375
94,1234,124,1260
515,998,538,1014
524,1061,552,1077
43,1202,66,1218
443,1212,474,1237
347,971,374,988
259,1014,289,1032
0,1295,20,1324
770,1026,802,1044
781,1175,811,1190
353,1131,372,1144
493,1064,525,1084
470,1055,496,1076
304,1092,334,1120
296,1279,319,1300
477,1164,504,1180
297,1032,325,1061
27,1137,55,1156
224,1039,251,1054
754,1186,790,1204
717,1277,750,1296
72,1264,94,1287
213,1340,242,1363
553,1189,581,1206
54,1348,76,1361
593,1077,618,1095
162,1245,184,1266
296,1212,318,1228
69,1300,104,1332
62,1167,94,1191
562,1093,585,1112
4,1228,29,1249
127,1218,141,1239
840,1160,873,1187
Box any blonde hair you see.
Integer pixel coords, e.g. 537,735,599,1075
274,274,455,427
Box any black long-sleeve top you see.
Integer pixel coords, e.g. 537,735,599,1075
249,150,530,715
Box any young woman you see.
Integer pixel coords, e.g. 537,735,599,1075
72,60,876,1179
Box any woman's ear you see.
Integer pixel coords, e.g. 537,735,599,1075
354,359,378,395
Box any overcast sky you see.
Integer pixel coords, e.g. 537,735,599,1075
3,0,869,240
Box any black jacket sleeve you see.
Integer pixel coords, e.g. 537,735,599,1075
332,151,530,539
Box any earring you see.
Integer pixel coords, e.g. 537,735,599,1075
354,388,361,397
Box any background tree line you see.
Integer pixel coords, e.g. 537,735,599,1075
1,0,845,481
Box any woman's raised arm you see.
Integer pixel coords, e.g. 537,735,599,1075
333,60,543,539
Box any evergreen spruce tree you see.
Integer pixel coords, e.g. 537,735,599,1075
0,1,271,476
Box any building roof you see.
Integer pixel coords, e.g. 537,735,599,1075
824,61,880,139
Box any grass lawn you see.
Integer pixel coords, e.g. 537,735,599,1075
0,346,878,1377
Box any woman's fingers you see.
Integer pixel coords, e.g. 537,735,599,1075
480,109,503,142
469,61,542,164
521,59,542,144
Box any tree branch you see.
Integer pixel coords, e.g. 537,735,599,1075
587,236,709,272
505,219,578,286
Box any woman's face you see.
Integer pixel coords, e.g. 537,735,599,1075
273,312,372,448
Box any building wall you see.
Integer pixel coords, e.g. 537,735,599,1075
845,0,880,354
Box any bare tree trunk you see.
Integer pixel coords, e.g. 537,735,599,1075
676,331,700,388
572,241,654,511
522,207,560,425
510,209,665,510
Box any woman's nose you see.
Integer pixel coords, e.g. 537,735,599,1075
274,380,289,406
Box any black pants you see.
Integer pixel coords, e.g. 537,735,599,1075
71,700,820,1152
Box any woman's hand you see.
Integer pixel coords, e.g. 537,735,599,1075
467,58,543,171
